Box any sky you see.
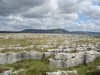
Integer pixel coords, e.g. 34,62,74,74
0,0,100,32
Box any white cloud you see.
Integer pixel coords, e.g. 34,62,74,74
0,0,100,32
79,0,100,19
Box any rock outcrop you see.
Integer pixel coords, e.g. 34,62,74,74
49,51,100,68
0,70,12,75
0,51,43,64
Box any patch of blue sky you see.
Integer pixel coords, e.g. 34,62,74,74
76,13,89,23
93,1,100,6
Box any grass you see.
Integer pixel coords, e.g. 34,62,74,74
0,35,66,53
0,66,10,73
0,57,99,75
0,33,99,53
76,40,95,44
0,47,52,53
0,35,64,52
87,69,100,75
0,49,24,53
0,34,100,75
68,50,77,53
5,59,57,75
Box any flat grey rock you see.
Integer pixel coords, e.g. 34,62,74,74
46,70,78,75
0,51,43,64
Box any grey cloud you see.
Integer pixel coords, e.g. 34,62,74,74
58,0,83,13
0,0,47,16
21,2,51,18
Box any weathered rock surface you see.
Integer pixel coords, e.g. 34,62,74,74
46,70,78,75
0,70,12,75
96,66,100,69
12,69,24,74
49,51,100,68
0,51,43,64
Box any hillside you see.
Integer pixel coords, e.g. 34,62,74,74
0,29,100,35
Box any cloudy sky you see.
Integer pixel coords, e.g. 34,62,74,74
0,0,100,32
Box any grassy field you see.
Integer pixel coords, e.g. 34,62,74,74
0,33,100,75
0,33,99,53
0,33,67,53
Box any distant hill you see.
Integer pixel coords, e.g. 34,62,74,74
21,29,69,33
71,31,100,35
0,29,100,35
